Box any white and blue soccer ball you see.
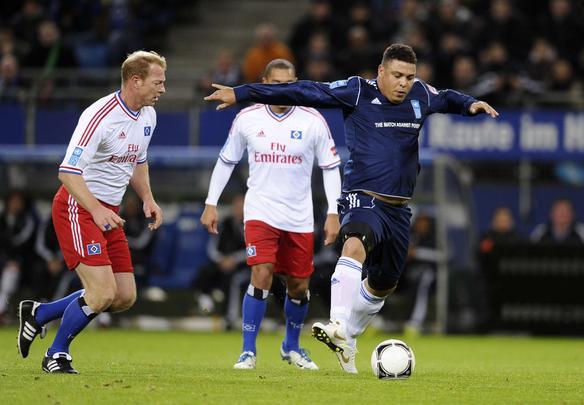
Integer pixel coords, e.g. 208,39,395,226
370,339,415,380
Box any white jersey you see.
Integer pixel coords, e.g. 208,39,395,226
220,104,340,232
59,91,156,206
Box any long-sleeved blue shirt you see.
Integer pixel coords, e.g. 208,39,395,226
234,77,477,199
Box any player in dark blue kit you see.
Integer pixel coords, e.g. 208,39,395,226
205,44,498,373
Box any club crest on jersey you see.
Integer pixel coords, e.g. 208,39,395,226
246,245,257,258
144,126,151,136
410,100,422,119
86,242,102,256
68,147,84,165
290,130,302,140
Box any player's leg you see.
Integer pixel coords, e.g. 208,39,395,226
105,227,136,313
276,229,318,369
346,204,411,341
235,220,279,369
41,263,116,373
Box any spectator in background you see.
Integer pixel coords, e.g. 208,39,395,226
242,23,294,83
289,0,343,59
479,0,530,61
451,55,478,95
538,0,583,65
10,0,45,49
527,38,558,84
194,194,247,325
415,60,434,83
336,26,378,77
25,20,76,68
33,216,73,302
120,193,156,288
0,53,23,101
531,199,584,245
0,190,37,323
295,31,331,77
403,211,439,336
197,48,242,97
479,206,522,255
304,55,337,82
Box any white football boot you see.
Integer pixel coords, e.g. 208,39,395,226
233,351,256,369
312,320,358,374
280,345,319,370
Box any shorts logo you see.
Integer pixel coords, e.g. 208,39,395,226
87,242,102,256
246,245,257,257
290,130,302,140
331,277,340,285
242,323,256,332
144,126,151,136
68,147,84,165
330,146,338,156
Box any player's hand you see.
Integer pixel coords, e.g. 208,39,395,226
203,84,236,110
91,205,125,232
200,204,219,234
143,199,163,230
323,213,340,246
469,101,499,118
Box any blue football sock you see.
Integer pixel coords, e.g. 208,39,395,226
35,290,84,326
283,294,309,352
241,285,268,355
47,296,97,356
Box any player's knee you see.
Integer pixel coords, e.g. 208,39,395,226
251,263,273,290
342,237,366,261
367,273,398,294
286,278,309,299
110,290,136,312
86,288,116,312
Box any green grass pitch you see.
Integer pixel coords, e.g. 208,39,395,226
1,327,583,404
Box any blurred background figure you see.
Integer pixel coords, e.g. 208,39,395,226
194,194,247,328
530,199,584,245
197,48,242,97
0,190,37,324
120,193,157,288
479,206,522,254
242,23,293,83
403,211,438,336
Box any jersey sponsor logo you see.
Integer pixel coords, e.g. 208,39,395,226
290,130,302,140
246,245,257,258
68,147,84,165
329,80,348,89
109,154,138,163
118,131,126,139
371,97,382,105
410,99,422,119
144,126,151,136
86,242,102,256
374,121,421,129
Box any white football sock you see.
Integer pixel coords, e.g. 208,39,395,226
346,280,387,340
330,256,362,327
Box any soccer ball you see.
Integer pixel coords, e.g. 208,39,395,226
370,339,415,379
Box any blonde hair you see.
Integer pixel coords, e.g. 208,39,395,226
121,50,166,84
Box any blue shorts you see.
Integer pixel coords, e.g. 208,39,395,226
337,192,412,288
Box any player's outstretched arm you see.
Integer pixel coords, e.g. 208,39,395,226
469,101,499,118
204,84,236,111
200,205,219,234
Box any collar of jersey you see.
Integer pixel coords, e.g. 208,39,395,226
116,90,140,119
265,105,295,122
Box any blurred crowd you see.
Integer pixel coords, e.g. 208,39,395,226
0,0,186,101
199,0,584,108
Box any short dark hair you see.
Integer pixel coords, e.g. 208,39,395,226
263,59,296,78
381,44,417,66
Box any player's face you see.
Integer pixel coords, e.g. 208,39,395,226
263,68,297,112
139,64,166,107
377,60,416,104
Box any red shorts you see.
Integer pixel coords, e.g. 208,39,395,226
244,220,314,278
52,186,133,273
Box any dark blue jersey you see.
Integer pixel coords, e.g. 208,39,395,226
234,77,478,199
